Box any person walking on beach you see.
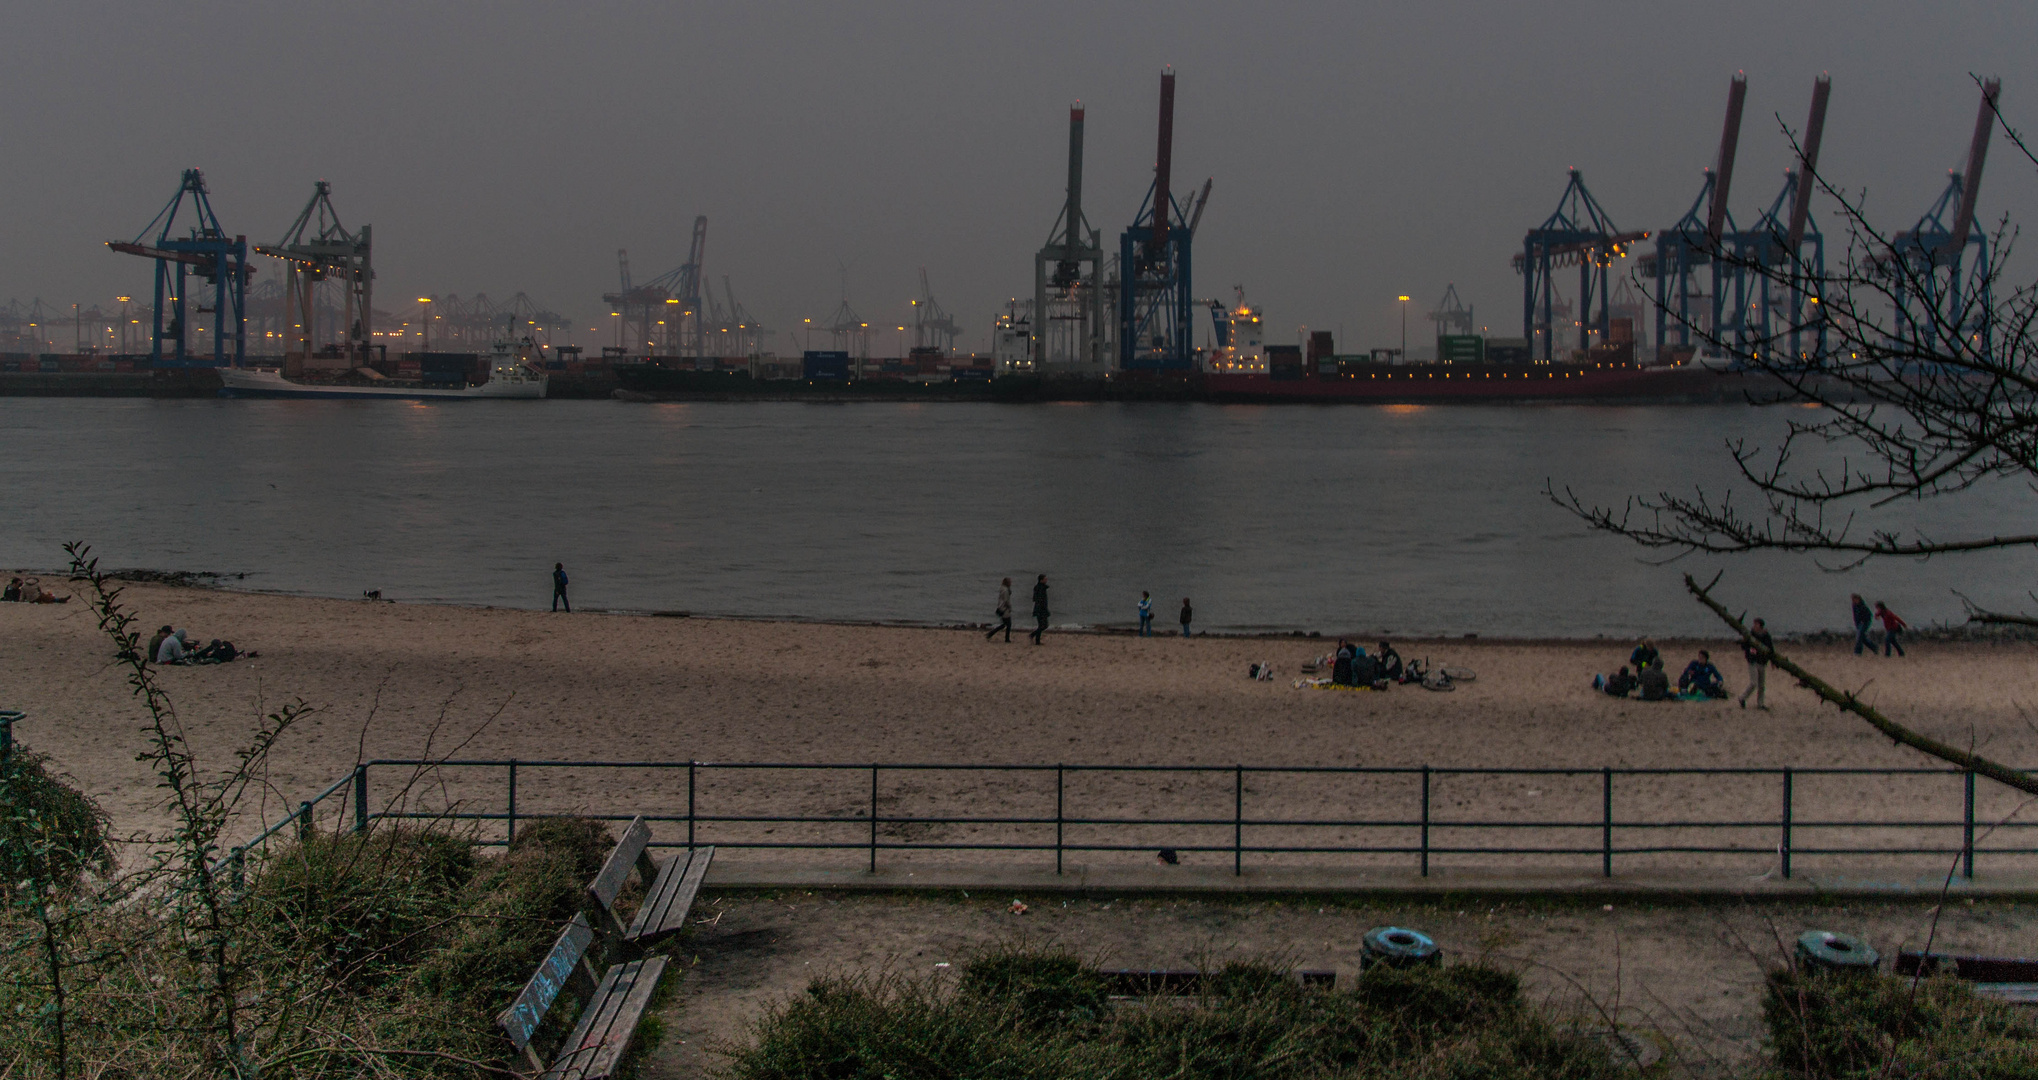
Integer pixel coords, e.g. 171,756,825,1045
1738,617,1774,710
1875,601,1908,657
1851,594,1873,655
1030,575,1050,645
552,563,570,613
987,578,1013,642
1179,597,1193,638
1138,591,1154,636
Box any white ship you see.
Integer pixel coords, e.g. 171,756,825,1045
219,342,548,400
1203,289,1267,373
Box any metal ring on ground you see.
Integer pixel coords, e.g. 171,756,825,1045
1362,925,1440,968
1796,930,1880,973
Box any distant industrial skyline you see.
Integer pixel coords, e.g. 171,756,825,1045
4,1,2035,356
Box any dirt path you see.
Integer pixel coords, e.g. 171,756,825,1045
641,891,2038,1078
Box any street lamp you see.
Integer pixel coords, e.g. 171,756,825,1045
1397,296,1410,363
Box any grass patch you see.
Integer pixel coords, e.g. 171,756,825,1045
724,945,1625,1079
1756,968,2038,1078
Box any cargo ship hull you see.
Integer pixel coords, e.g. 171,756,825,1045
1199,363,1789,404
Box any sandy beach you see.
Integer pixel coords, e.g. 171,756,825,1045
6,580,2037,879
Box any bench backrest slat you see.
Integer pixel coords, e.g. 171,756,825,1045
497,912,596,1050
588,816,651,910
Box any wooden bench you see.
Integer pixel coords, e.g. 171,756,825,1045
497,913,666,1079
1897,950,2038,1006
496,818,711,1078
586,816,715,947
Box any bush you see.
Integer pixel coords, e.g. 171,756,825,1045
1759,968,2038,1078
249,825,474,991
410,818,614,1015
0,750,112,893
725,947,1623,1080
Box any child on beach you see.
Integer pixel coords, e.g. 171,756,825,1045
1138,592,1153,636
987,578,1012,642
1180,598,1193,638
1874,602,1908,657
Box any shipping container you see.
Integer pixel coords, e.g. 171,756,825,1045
1608,317,1635,344
803,350,851,381
1588,342,1636,365
1437,335,1484,364
1267,344,1304,381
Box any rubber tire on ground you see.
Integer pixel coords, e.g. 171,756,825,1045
1361,926,1440,969
1795,930,1879,973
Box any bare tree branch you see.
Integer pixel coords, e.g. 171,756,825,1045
1687,573,2038,796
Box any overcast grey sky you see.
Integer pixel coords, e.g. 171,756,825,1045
6,1,2035,353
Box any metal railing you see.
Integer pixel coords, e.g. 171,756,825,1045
242,759,2038,881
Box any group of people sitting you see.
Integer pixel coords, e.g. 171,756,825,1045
146,625,249,666
2,576,68,604
1594,638,1727,701
1331,639,1407,687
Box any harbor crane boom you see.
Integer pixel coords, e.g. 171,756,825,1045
254,180,373,361
106,168,247,368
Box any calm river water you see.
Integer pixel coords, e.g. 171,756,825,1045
3,398,2033,637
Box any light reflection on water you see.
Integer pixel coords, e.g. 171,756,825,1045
3,397,2033,638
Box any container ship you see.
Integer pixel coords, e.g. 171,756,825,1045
1192,293,1778,403
1196,358,1775,404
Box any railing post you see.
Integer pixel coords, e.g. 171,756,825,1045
1601,767,1613,878
688,761,697,850
869,764,879,874
1420,766,1431,878
353,763,368,834
297,800,313,844
1964,770,1976,880
1781,768,1793,879
1233,764,1244,877
505,760,518,844
1055,764,1065,876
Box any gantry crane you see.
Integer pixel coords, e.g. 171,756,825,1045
1517,170,1647,362
1119,69,1199,370
602,216,709,357
1035,102,1105,369
254,181,373,362
1884,80,1999,363
914,268,959,354
106,169,249,367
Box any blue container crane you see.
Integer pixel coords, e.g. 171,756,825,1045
1882,80,1999,366
1517,170,1647,363
1647,75,1829,367
106,169,248,368
1119,69,1196,371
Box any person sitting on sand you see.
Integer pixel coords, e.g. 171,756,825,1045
2,577,20,602
1595,665,1636,697
1629,638,1661,671
147,625,173,664
1637,659,1671,701
194,638,240,664
1332,640,1355,686
1375,641,1403,681
1678,650,1727,699
156,628,191,665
